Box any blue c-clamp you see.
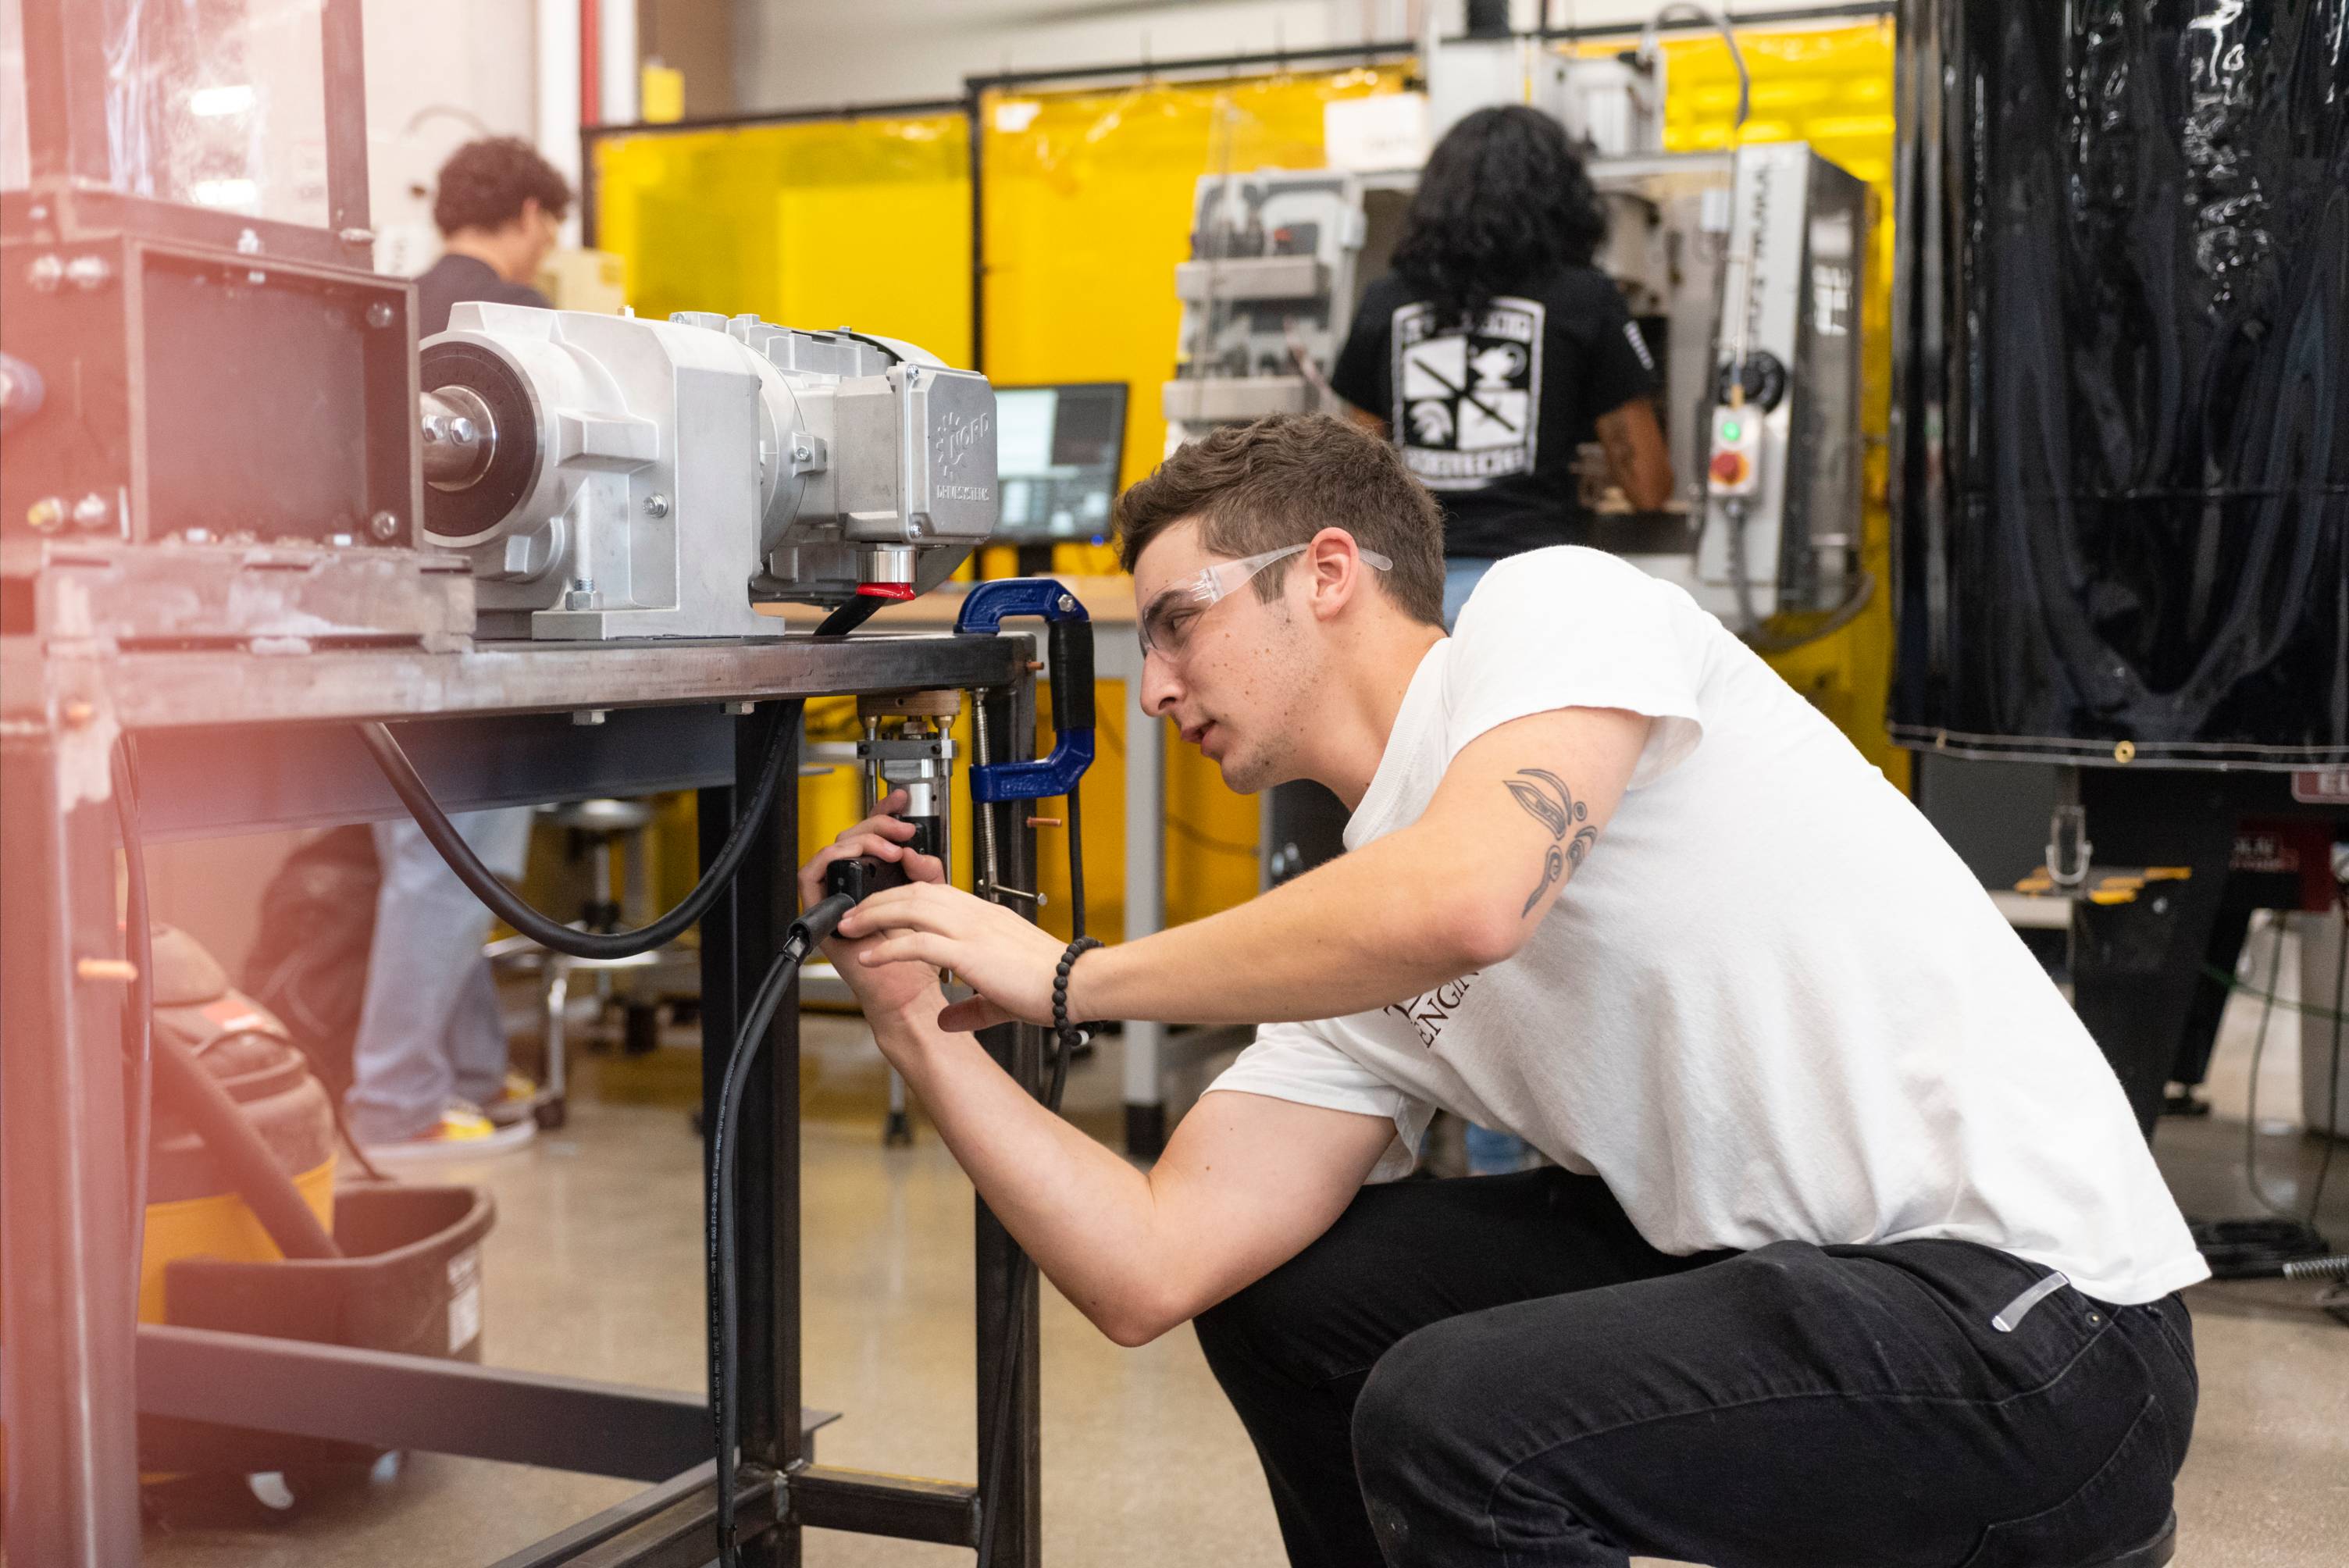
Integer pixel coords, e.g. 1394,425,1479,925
954,579,1096,804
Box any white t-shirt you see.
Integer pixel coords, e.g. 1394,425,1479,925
1207,547,2207,1306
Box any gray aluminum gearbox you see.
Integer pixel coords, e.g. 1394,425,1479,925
415,305,997,640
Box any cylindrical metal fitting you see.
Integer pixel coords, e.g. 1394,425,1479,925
419,386,498,490
861,543,918,586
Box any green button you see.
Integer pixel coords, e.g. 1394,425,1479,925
1721,420,1742,440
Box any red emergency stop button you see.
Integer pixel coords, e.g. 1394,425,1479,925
1709,451,1748,485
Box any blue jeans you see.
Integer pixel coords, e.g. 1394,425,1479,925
1442,558,1530,1177
345,808,535,1142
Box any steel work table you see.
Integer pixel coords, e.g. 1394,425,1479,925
0,627,1052,1568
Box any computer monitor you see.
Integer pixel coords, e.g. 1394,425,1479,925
991,382,1128,554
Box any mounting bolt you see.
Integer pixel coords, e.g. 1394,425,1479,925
183,527,215,545
64,255,114,290
420,415,447,444
26,495,67,533
340,227,376,246
643,493,670,518
369,510,400,541
365,301,396,329
70,493,110,530
1057,594,1075,614
27,254,62,292
236,229,262,255
565,576,598,610
722,700,756,715
572,708,608,726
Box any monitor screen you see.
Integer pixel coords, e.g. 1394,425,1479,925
991,382,1128,544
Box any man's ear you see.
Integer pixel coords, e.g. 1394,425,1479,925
1306,527,1361,622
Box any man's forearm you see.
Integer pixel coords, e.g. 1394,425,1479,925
1071,832,1486,1028
873,996,1185,1343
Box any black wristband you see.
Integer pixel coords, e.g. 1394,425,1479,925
1052,936,1103,1050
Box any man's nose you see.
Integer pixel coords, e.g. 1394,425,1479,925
1139,652,1182,718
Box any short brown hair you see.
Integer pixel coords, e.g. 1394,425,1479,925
433,137,574,237
1114,415,1446,626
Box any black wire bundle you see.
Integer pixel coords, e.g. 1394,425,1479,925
355,702,803,962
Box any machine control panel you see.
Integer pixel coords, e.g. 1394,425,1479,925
1706,403,1763,498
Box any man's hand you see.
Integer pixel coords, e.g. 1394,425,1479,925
797,789,950,1024
833,881,1068,1034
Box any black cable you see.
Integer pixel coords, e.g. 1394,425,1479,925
814,595,889,638
710,893,855,1568
355,703,803,961
112,740,155,1278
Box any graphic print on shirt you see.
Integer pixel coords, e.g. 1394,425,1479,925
1390,297,1544,490
1384,973,1481,1049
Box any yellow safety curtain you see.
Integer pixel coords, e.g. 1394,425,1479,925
592,112,972,363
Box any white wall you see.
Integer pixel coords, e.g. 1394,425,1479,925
362,0,540,274
730,0,1874,112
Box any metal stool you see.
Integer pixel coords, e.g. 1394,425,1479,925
488,798,689,1128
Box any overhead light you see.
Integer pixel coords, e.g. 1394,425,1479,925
188,84,256,117
188,177,260,209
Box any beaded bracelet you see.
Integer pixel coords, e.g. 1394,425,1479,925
1052,936,1103,1053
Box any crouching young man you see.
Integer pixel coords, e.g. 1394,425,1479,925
803,415,2204,1567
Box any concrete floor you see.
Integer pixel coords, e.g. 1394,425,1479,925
142,964,2349,1568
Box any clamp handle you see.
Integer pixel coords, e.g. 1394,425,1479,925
956,579,1096,803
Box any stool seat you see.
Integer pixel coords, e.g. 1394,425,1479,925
2071,1512,2176,1568
542,797,657,832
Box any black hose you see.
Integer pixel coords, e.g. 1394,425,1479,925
112,740,155,1274
814,595,889,638
710,893,854,1568
355,702,803,961
150,1030,342,1261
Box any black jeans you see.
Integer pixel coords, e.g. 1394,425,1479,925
1195,1169,2197,1568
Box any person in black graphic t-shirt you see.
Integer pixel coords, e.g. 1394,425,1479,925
1331,105,1670,1174
1330,105,1672,629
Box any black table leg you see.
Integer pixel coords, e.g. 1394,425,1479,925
971,679,1043,1568
698,702,804,1566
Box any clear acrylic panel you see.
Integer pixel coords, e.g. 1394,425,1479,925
1,0,28,191
99,0,331,226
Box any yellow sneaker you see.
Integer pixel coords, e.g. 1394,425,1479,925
478,1071,542,1128
361,1103,533,1164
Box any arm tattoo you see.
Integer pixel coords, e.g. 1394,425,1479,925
1505,768,1598,917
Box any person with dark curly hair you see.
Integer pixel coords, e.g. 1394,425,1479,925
1332,107,1675,1174
1332,106,1673,624
414,137,573,337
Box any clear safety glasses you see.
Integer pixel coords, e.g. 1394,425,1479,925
1137,541,1395,661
